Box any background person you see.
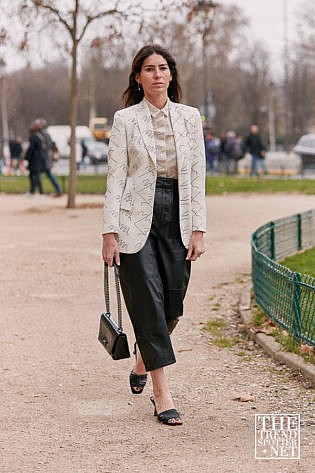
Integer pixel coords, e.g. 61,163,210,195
0,139,4,174
102,44,206,426
38,118,62,196
51,141,60,163
218,130,229,174
245,124,268,176
204,130,220,173
8,136,24,175
80,138,88,169
76,141,83,170
24,119,45,195
224,131,245,175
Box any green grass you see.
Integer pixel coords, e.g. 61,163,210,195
204,319,227,336
203,318,242,348
252,306,266,326
280,247,315,278
0,174,106,194
205,176,315,194
1,174,315,195
212,336,241,348
251,306,315,365
273,328,315,365
0,175,30,193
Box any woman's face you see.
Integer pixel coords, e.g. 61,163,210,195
136,53,172,99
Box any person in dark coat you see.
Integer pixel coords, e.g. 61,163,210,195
218,130,229,174
38,118,62,196
204,130,219,173
24,120,46,195
245,124,268,176
224,131,245,175
9,136,24,175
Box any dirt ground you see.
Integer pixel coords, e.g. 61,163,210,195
1,192,314,473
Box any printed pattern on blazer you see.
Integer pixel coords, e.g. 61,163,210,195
103,98,206,253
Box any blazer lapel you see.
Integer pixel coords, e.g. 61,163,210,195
169,102,189,172
136,100,157,166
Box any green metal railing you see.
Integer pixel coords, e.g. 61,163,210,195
252,209,315,346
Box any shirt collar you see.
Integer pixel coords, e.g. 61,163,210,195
144,97,169,118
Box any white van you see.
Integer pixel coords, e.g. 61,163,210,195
47,125,93,159
294,133,315,172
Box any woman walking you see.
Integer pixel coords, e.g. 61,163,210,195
25,119,45,195
102,44,206,426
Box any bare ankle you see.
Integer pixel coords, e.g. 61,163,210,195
133,344,146,375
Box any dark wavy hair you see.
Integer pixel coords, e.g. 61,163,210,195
122,44,182,107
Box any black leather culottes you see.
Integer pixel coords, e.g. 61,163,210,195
119,177,191,371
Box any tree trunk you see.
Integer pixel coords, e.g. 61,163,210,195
88,54,97,120
67,37,78,209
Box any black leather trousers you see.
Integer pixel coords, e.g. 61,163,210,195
119,177,191,371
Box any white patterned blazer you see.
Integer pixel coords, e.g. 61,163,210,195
103,98,206,253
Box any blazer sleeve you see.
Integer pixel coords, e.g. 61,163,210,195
103,111,128,234
191,110,206,232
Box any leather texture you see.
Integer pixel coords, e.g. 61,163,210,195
98,312,130,360
119,178,190,372
103,98,206,253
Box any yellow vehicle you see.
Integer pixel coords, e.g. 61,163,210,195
89,117,111,141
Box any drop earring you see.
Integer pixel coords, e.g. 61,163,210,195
137,82,141,91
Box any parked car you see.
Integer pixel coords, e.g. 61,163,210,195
293,133,315,172
47,125,93,159
81,137,108,164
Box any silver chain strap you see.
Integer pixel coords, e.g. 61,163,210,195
104,262,123,332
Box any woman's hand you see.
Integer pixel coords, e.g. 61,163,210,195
186,231,206,261
102,233,120,266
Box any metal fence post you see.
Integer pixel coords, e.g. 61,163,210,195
251,211,315,347
293,272,302,340
269,221,275,259
297,213,302,251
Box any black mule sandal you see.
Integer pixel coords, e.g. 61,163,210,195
150,396,182,426
129,371,147,394
129,343,147,395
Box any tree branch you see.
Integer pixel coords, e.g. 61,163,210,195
77,8,125,44
31,0,73,36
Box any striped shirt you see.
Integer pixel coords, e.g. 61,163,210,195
145,98,178,178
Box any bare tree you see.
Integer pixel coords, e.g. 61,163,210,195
5,0,284,152
20,0,126,208
293,1,315,137
8,63,70,136
237,43,270,134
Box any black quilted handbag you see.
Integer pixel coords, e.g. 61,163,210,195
98,263,130,360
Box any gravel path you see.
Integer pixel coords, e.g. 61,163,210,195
1,193,314,473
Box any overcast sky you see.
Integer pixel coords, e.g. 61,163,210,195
219,0,303,51
0,0,307,74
